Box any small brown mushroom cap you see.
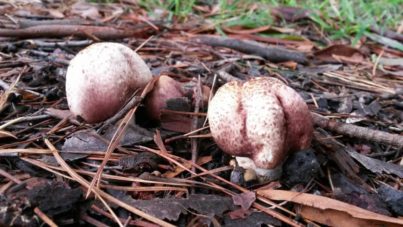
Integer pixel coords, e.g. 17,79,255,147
145,75,184,121
145,75,211,121
208,77,313,169
66,42,152,123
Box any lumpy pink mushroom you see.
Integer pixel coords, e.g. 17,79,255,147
208,77,313,169
66,42,152,123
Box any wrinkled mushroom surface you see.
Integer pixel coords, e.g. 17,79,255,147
66,42,152,123
208,77,313,169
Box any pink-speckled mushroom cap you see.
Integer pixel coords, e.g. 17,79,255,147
208,77,312,169
66,42,152,123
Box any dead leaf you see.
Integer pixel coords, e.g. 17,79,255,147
71,1,101,20
278,61,298,69
227,208,251,219
271,6,311,22
224,211,280,226
103,123,155,146
299,64,343,74
257,189,403,227
331,173,390,215
41,130,107,164
378,184,403,216
349,150,403,178
314,44,366,64
232,191,256,210
119,152,160,172
27,181,82,216
62,130,107,152
129,194,235,221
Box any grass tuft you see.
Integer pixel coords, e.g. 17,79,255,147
138,0,402,43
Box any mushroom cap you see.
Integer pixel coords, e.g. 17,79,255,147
251,77,313,152
208,77,312,169
145,75,185,121
144,75,212,122
66,42,152,123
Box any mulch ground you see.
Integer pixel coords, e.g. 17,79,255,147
0,1,402,226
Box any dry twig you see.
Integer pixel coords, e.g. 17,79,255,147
0,25,154,39
312,113,403,148
193,35,308,64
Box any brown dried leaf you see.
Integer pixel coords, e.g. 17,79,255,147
331,173,390,215
129,194,235,221
232,191,256,210
271,6,311,22
27,181,82,217
224,211,280,226
119,152,159,172
103,123,154,146
257,189,403,227
71,1,101,20
314,44,366,64
62,130,107,152
41,130,107,164
349,150,403,178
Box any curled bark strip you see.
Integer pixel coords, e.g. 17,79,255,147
193,35,307,64
0,24,152,39
312,112,403,148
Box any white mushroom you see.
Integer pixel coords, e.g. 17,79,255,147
208,77,313,169
66,42,152,123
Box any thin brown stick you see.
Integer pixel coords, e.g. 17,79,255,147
191,76,203,175
100,184,188,192
81,214,109,227
0,168,21,184
34,207,58,227
0,25,152,39
97,94,141,132
193,35,307,64
312,112,403,148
